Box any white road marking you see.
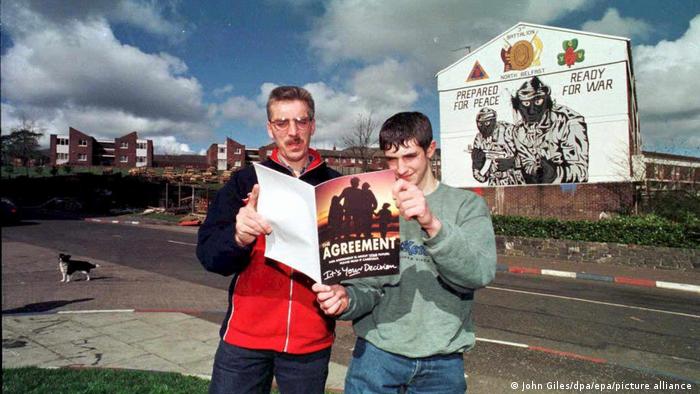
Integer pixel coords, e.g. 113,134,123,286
541,269,576,278
476,337,528,348
656,281,700,294
486,286,700,319
58,309,135,314
167,240,197,246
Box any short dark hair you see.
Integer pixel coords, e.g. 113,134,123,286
266,86,315,120
379,112,433,152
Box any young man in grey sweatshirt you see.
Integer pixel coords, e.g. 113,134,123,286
313,111,497,393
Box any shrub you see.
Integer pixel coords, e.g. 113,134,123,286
492,214,698,249
644,190,699,226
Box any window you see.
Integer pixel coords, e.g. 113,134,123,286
234,160,241,167
120,156,128,163
219,147,226,153
57,153,68,160
57,138,69,145
235,148,242,154
136,157,147,163
120,142,128,149
350,158,356,164
137,142,147,149
78,153,87,161
79,139,88,146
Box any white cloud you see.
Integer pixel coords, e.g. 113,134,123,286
1,0,183,38
1,20,204,122
112,0,184,37
581,8,653,40
297,0,590,147
217,96,267,125
309,0,589,75
634,14,700,154
349,59,420,110
152,136,196,155
305,60,420,148
303,82,369,148
0,2,211,153
1,103,23,134
212,84,235,98
226,60,421,149
2,102,212,150
639,114,700,155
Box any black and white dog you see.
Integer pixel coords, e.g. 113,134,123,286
59,253,100,282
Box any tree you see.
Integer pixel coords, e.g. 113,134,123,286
342,113,379,172
3,165,14,178
1,119,44,176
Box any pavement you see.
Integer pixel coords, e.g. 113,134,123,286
3,219,699,392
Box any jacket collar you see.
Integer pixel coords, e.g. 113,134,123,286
270,147,324,176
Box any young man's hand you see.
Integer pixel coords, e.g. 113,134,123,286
234,184,273,247
392,179,441,237
312,283,349,316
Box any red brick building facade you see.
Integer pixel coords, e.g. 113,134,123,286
206,138,246,171
466,151,699,221
49,128,153,168
468,183,636,221
48,127,440,176
642,150,700,192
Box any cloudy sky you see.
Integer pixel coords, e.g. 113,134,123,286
1,0,698,156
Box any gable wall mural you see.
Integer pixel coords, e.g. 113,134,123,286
438,23,639,188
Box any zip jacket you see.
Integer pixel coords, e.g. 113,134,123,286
197,148,340,354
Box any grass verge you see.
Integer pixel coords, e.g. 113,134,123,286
140,212,187,223
2,367,209,394
2,367,335,393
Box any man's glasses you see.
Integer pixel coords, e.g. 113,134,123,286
269,117,313,131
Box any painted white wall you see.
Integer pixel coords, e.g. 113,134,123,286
437,23,636,187
56,135,69,164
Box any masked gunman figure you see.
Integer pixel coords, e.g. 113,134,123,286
470,107,524,185
511,76,589,184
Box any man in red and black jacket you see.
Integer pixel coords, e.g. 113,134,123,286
197,86,340,394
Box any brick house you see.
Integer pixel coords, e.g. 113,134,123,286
49,128,153,168
47,127,440,177
206,137,246,171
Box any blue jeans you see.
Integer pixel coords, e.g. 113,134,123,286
209,340,331,394
345,338,467,394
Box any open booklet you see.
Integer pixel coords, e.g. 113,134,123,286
254,163,400,284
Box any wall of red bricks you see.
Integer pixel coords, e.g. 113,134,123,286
467,182,636,221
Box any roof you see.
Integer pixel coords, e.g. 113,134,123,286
435,22,631,78
642,150,700,164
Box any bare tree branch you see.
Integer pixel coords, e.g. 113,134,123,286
341,113,379,172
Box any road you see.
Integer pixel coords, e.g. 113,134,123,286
3,219,699,393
